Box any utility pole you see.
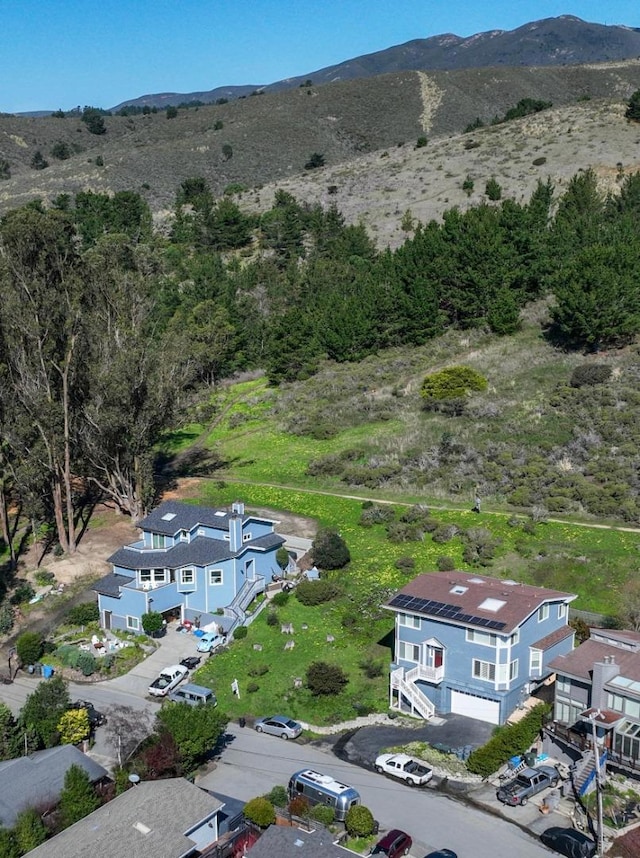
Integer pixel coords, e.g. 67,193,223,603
590,713,605,857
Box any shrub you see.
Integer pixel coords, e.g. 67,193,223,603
265,610,279,627
462,175,474,196
266,785,288,807
247,681,259,693
311,528,350,569
485,177,502,200
166,106,178,119
503,98,552,121
345,804,375,837
56,644,81,668
432,524,459,544
0,602,14,634
360,505,396,527
436,555,456,572
570,364,612,388
304,152,325,170
625,89,640,122
415,136,428,148
421,366,488,406
222,143,233,160
310,804,335,825
296,579,341,606
276,547,290,570
34,569,55,587
243,796,275,828
532,157,547,166
10,583,35,605
81,108,106,135
270,591,290,607
141,611,163,635
233,625,248,639
213,119,224,130
95,155,104,166
30,150,48,170
395,556,415,572
306,661,348,696
16,631,43,665
248,664,269,677
288,795,311,817
76,651,97,676
0,158,10,179
51,141,71,160
359,656,384,679
466,704,549,777
66,602,100,625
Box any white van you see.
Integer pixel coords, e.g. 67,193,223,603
167,682,216,706
288,769,361,821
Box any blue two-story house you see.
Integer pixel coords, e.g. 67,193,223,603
386,571,576,725
93,500,285,635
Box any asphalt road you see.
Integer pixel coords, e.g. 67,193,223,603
198,725,552,858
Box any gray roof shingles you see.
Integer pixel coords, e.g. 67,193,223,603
0,745,108,827
26,778,223,858
247,825,353,858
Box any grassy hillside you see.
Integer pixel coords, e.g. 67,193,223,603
2,60,640,238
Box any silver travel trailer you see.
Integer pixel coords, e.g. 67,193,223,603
288,769,361,821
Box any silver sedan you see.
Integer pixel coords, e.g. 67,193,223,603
254,714,302,740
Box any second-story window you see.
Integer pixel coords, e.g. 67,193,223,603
466,629,497,647
537,604,550,622
398,642,420,662
152,533,165,549
398,613,420,629
209,569,223,585
180,568,194,585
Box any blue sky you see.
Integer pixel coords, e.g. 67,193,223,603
1,1,639,113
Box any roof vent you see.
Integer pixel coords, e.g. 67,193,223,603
294,839,305,847
133,822,151,835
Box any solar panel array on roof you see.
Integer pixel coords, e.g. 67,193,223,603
388,593,506,630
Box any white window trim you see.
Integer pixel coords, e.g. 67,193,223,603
509,659,519,681
152,568,166,583
510,629,520,646
473,659,496,682
398,641,420,663
152,533,165,549
140,569,151,582
398,612,420,629
466,629,497,647
126,615,140,630
558,603,567,619
530,648,542,673
209,568,223,586
180,568,195,585
538,604,550,622
180,530,189,542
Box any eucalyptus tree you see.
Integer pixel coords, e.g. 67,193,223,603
0,206,89,553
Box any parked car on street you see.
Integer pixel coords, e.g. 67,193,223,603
375,753,433,786
496,765,560,806
180,656,202,670
196,631,225,653
540,827,596,858
70,700,106,729
370,829,412,858
424,851,457,858
148,664,188,697
255,714,302,740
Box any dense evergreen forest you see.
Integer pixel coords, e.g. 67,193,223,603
1,168,639,554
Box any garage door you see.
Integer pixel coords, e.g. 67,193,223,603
450,690,500,724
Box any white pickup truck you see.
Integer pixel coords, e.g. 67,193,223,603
148,664,188,697
374,753,433,786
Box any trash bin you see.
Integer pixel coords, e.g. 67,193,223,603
238,717,246,728
42,665,54,679
523,751,537,767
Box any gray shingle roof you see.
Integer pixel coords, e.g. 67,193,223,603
93,570,135,596
26,778,223,858
0,745,108,827
138,500,276,537
108,536,233,570
247,825,353,858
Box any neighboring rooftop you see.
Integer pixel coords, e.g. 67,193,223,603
0,745,108,828
550,631,640,685
247,824,353,858
386,571,575,634
26,778,223,858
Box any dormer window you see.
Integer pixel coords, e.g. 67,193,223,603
180,530,188,542
538,604,550,622
152,533,165,549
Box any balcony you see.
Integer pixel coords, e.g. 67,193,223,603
406,662,445,685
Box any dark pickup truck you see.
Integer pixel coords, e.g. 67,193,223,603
496,765,559,806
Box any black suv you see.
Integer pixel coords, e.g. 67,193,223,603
71,700,106,730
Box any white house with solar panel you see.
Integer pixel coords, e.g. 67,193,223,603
94,500,285,636
385,571,576,725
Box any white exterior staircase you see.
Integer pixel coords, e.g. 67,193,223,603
390,666,436,720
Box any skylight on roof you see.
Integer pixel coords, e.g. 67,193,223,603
160,513,176,521
133,822,151,835
468,577,485,584
214,511,226,517
450,585,467,595
478,598,506,612
504,579,518,585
